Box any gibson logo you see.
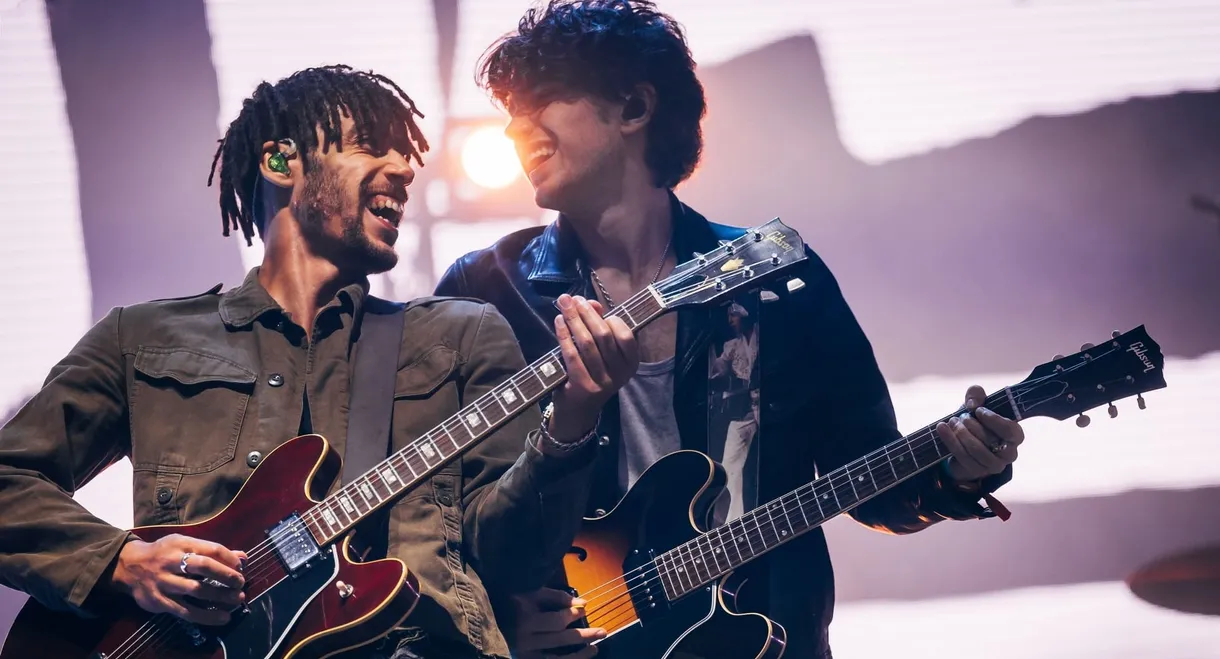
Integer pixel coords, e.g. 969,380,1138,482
1127,342,1156,373
765,230,795,253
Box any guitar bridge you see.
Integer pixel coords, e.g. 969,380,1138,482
269,513,321,575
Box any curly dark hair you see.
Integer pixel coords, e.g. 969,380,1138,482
478,0,706,189
207,65,429,245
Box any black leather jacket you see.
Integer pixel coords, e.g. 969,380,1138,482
435,194,1010,658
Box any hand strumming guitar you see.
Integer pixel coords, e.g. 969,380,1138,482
511,587,605,659
108,533,247,626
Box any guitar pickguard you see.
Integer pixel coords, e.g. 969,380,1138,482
218,545,339,659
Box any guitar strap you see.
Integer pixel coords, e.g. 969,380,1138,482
344,295,405,486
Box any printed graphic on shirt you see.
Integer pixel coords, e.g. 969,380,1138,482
707,293,761,525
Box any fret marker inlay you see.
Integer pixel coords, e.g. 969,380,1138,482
466,413,481,427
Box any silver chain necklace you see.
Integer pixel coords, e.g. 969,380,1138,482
587,237,672,310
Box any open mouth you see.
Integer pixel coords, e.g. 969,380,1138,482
365,194,404,229
524,145,556,174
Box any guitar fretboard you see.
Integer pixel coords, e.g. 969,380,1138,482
654,390,1018,600
301,289,667,545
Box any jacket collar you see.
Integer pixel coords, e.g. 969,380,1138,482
219,266,368,329
525,190,723,284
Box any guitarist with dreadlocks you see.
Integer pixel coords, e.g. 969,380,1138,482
0,65,638,659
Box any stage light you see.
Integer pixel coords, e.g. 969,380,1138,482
460,125,520,189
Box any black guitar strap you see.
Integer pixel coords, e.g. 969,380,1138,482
344,296,406,486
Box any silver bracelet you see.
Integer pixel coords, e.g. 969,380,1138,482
538,402,598,452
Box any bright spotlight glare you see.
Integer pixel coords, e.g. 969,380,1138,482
460,125,520,189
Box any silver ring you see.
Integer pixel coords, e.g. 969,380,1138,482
990,441,1009,455
180,551,196,576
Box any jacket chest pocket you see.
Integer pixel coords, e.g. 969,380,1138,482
130,347,257,474
391,346,459,504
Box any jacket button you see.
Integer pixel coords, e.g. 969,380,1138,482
156,488,173,505
246,451,263,468
268,373,285,387
598,435,610,446
594,508,607,517
437,493,453,506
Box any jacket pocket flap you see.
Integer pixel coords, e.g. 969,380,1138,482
394,346,458,398
135,347,257,386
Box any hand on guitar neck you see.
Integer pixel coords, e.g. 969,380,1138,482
545,294,639,448
935,384,1025,483
106,534,247,626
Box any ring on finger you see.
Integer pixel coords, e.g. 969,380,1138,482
180,551,196,576
989,441,1009,455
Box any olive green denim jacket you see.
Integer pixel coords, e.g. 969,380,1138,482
0,268,595,658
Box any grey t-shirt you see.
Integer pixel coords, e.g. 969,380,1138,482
617,356,682,491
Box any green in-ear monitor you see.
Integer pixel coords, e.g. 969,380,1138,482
268,153,289,175
267,138,297,175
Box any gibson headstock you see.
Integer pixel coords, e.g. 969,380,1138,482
654,218,807,310
1002,326,1166,424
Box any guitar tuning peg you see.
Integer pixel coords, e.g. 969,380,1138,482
1137,394,1146,410
1111,330,1121,338
1080,342,1095,351
1107,403,1118,418
1075,413,1091,428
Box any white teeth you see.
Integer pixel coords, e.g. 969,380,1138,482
368,197,403,215
529,147,555,165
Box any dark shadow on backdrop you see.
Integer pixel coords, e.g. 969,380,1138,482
46,0,244,320
824,486,1220,602
686,35,1220,381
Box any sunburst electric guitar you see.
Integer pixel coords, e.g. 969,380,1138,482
0,218,810,659
561,328,1167,658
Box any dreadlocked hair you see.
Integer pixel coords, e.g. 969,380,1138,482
207,64,430,245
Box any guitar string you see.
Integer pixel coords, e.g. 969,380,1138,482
570,426,956,630
563,358,1107,631
579,429,954,633
107,234,811,658
551,386,1004,610
580,422,999,633
568,344,1121,611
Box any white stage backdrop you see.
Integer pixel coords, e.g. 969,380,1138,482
1,0,1218,656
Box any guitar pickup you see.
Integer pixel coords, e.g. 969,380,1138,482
269,513,321,575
